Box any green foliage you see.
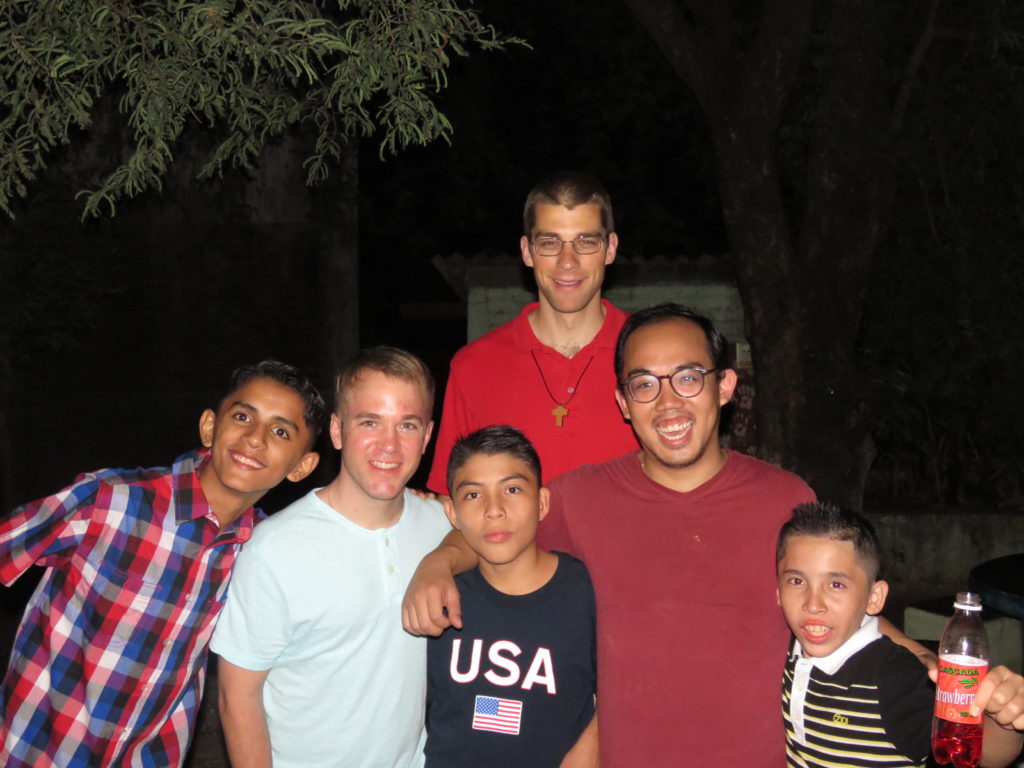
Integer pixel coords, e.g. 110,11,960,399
0,0,515,217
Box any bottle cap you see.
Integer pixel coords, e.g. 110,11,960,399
954,591,982,611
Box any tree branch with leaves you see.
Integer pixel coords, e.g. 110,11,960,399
0,0,518,217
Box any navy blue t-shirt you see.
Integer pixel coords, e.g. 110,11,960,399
425,552,597,768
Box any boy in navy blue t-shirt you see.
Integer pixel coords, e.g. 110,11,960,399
425,425,597,768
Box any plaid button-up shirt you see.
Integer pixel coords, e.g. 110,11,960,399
0,450,259,767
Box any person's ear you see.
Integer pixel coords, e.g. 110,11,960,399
198,409,216,448
614,387,630,421
329,412,343,451
421,420,435,455
520,236,535,269
537,487,551,522
286,452,320,483
442,496,459,529
866,579,889,615
717,368,738,406
604,231,619,266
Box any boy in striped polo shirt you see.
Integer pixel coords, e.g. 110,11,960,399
777,502,1024,768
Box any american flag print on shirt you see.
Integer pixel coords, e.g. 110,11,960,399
471,695,523,735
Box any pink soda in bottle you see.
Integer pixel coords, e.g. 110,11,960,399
931,591,989,768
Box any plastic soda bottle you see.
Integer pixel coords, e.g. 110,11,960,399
931,591,989,768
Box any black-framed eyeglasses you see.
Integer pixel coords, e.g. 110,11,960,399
530,235,606,256
620,367,718,403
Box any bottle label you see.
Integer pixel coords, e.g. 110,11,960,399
934,654,987,724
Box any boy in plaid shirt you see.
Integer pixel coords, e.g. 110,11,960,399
0,360,322,767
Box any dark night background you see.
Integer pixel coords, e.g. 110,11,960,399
3,1,1024,764
4,0,1023,515
1,0,728,510
3,2,1024,525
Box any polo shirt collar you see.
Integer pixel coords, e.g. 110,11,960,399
170,449,259,541
512,299,618,352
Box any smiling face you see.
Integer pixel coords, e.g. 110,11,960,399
332,369,434,504
614,317,737,492
444,452,549,569
520,203,617,316
198,377,320,521
777,535,888,658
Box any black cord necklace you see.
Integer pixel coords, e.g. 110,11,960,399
530,350,595,427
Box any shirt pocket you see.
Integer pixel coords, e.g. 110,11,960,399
81,559,174,647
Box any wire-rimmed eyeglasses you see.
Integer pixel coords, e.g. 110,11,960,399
530,235,606,256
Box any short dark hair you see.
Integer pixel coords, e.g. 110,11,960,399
523,171,614,236
614,303,729,381
446,425,542,494
776,502,883,582
334,346,435,415
222,360,326,443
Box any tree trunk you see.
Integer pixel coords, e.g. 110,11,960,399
624,0,939,507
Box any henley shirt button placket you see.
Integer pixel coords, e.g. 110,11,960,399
382,533,399,594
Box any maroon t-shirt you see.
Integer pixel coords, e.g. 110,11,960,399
539,450,815,767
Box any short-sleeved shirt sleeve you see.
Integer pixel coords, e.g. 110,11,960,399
0,472,102,585
210,536,291,671
877,642,933,762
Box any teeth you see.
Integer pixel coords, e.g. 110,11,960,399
656,421,693,437
233,453,264,469
370,461,399,469
804,625,830,637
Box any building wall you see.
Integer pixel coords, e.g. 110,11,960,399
467,281,746,342
867,510,1024,605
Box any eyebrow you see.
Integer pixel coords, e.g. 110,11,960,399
624,362,709,378
352,411,425,424
534,230,604,238
779,568,853,580
228,401,300,431
454,472,532,491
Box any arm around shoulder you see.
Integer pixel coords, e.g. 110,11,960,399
217,657,273,768
401,528,478,636
879,615,937,671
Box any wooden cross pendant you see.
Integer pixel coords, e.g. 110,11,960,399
552,404,568,427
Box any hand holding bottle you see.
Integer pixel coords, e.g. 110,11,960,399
969,665,1024,731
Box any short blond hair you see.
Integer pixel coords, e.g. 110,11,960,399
333,346,435,414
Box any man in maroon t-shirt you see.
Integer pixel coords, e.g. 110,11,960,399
405,304,925,766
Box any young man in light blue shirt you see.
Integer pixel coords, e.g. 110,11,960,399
213,347,452,768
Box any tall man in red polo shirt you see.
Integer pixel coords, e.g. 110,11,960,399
425,172,637,494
